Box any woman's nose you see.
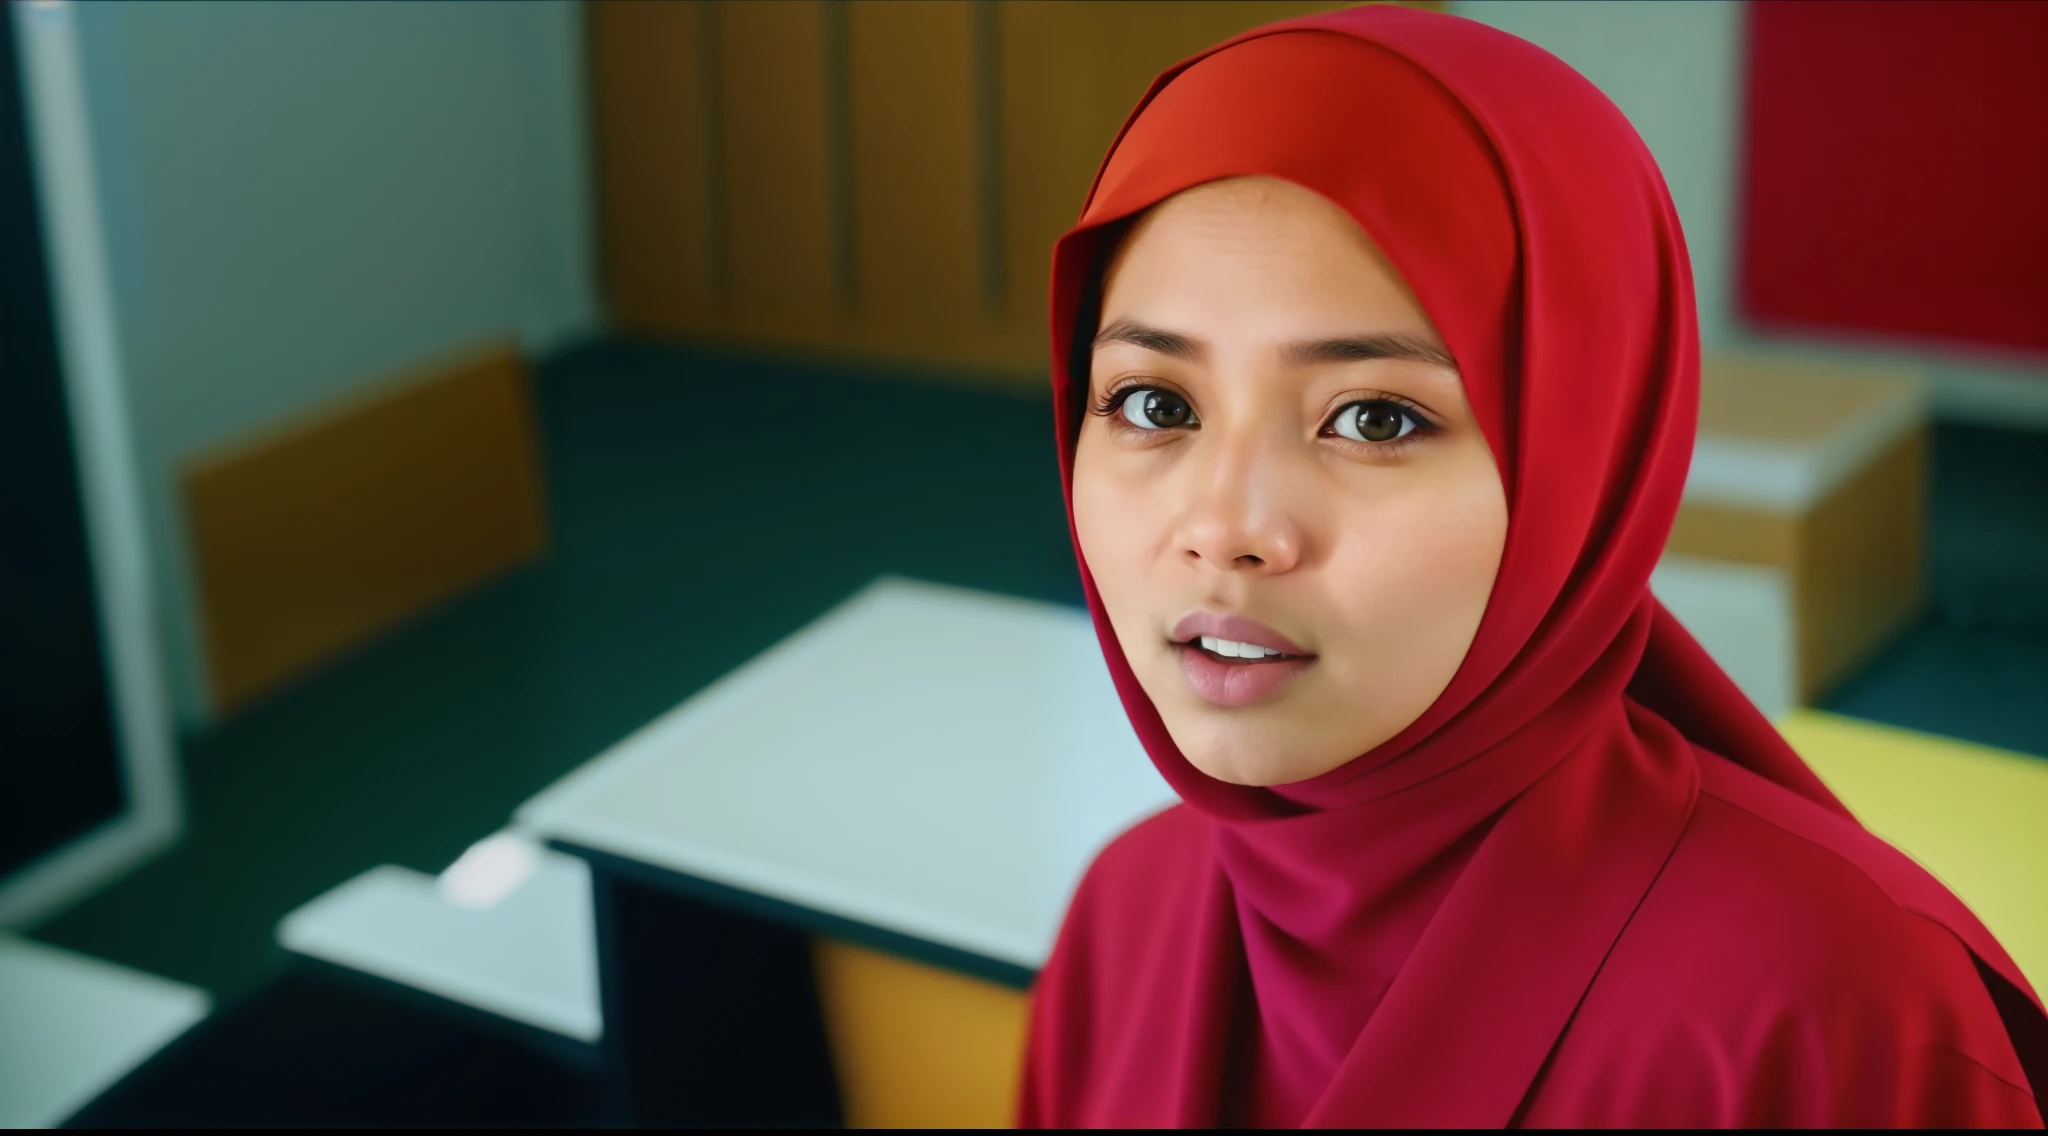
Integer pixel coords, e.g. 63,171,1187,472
1171,433,1306,574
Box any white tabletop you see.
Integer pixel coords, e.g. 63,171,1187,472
0,934,209,1128
516,577,1177,976
277,852,600,1044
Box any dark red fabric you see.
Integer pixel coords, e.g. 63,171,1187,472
1740,1,2048,357
1018,7,2047,1128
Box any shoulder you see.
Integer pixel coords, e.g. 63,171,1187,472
1643,749,2021,1053
1035,802,1217,1003
1524,748,2037,1125
1669,750,1984,981
1083,801,1208,883
1061,802,1212,939
1020,803,1216,1126
1676,749,2007,1007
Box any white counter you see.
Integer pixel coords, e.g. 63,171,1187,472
516,577,1176,975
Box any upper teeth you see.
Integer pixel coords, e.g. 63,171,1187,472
1200,635,1286,659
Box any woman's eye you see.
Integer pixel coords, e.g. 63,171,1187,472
1332,400,1421,444
1118,388,1195,430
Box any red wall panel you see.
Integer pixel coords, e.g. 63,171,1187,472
1739,1,2048,357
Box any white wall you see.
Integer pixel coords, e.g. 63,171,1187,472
68,0,596,726
1451,0,2048,424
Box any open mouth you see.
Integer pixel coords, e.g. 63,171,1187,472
1174,636,1316,707
1178,635,1312,664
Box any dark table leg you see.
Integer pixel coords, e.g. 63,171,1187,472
591,859,843,1128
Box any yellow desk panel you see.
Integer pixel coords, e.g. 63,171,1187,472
814,938,1030,1129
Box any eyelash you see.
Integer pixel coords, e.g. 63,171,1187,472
1087,380,1442,455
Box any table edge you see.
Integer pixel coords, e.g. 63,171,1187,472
554,839,1040,992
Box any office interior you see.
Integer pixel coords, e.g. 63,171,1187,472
3,0,2045,1127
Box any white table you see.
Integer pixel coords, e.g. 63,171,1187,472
0,934,209,1128
516,576,1174,981
513,576,1175,1125
276,842,601,1048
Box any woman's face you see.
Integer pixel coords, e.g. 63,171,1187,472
1072,176,1509,787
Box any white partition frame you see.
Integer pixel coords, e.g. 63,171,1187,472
1,0,182,928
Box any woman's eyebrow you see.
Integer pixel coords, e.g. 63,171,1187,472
1285,333,1459,374
1093,320,1458,378
1094,318,1205,362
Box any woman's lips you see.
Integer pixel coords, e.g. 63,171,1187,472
1169,611,1310,655
1167,611,1315,707
1176,641,1315,708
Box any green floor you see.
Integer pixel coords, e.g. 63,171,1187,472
30,339,2048,1005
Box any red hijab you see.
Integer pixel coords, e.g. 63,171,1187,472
1022,7,2046,1127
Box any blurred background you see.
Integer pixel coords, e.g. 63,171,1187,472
4,0,2044,1127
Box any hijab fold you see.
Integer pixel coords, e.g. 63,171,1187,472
1022,7,2046,1127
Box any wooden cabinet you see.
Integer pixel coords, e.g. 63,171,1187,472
1658,355,1927,713
587,1,1423,380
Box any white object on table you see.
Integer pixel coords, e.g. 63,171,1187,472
0,933,209,1128
516,576,1176,974
276,833,600,1043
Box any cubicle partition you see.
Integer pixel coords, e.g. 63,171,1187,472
1,0,180,930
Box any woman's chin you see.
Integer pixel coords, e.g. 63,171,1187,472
1194,762,1291,787
1145,669,1381,786
1176,731,1350,787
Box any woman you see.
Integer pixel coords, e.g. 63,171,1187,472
1018,6,2046,1128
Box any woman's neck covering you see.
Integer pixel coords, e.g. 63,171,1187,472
1029,6,2046,1127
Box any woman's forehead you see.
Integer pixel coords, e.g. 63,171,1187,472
1095,179,1454,374
1105,177,1390,284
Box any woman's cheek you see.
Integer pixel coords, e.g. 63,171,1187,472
1328,472,1505,688
1393,467,1510,685
1070,442,1153,640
